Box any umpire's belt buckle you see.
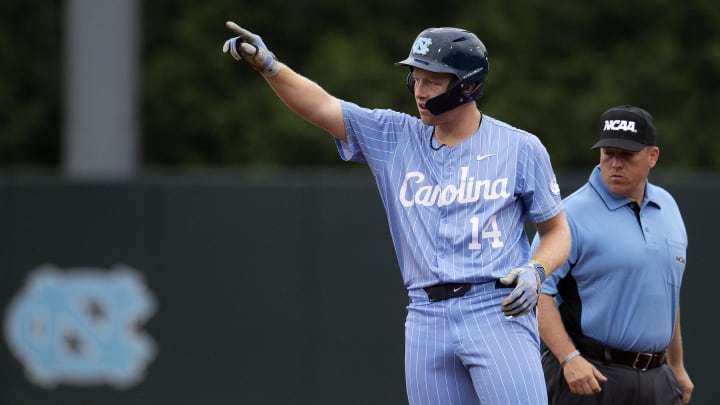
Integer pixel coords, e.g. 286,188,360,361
423,283,471,302
632,352,654,371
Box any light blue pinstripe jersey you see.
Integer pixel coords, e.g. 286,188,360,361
336,101,564,290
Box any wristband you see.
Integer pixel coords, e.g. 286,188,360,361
560,350,580,368
529,259,547,283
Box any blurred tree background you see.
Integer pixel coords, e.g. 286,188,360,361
1,0,719,170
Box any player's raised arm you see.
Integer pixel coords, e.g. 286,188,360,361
222,21,346,141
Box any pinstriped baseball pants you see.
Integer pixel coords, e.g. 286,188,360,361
405,281,547,405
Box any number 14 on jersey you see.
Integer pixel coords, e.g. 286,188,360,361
469,215,504,250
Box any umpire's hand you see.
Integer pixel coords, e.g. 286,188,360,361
562,354,607,396
499,262,545,317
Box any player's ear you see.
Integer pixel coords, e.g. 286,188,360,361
463,82,477,95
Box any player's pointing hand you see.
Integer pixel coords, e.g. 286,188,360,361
222,22,281,77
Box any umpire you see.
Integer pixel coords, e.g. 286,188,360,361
535,105,694,404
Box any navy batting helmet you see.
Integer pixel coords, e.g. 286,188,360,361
396,27,489,115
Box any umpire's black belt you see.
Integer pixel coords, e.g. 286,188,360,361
575,337,666,371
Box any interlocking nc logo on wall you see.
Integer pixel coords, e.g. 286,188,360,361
3,264,157,389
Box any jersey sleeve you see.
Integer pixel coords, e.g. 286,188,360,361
335,100,416,172
517,134,564,224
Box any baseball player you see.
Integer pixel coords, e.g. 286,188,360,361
534,106,694,404
223,23,571,404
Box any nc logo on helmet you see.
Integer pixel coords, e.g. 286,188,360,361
411,37,432,55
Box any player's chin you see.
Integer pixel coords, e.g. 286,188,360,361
420,116,434,125
418,109,435,124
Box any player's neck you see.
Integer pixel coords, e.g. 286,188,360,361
433,106,482,148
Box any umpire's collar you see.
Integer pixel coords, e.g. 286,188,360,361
588,165,661,211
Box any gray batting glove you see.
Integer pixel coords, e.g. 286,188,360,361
499,262,546,317
222,21,281,77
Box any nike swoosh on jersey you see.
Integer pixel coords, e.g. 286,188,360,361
476,153,496,161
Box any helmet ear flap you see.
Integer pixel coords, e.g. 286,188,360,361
424,78,485,115
405,71,415,95
465,80,485,100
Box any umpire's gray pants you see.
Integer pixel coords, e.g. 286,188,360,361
541,348,683,404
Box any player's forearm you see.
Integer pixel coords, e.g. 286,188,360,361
264,63,346,140
532,211,571,276
537,294,577,360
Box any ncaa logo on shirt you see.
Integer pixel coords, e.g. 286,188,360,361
411,37,432,55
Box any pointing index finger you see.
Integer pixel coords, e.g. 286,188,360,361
225,21,256,42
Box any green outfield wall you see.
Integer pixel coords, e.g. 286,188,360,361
0,169,716,404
